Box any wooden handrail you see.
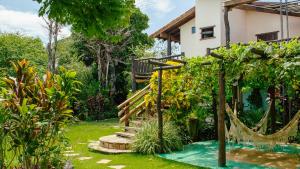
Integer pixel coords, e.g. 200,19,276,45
135,53,184,62
118,90,148,117
120,101,146,123
117,84,150,109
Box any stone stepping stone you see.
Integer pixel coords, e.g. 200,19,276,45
96,159,112,164
78,157,93,161
64,153,80,157
108,165,126,169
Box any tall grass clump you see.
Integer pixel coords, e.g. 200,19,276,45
133,120,183,154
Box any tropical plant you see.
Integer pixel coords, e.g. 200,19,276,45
133,120,183,154
0,33,48,77
0,60,80,168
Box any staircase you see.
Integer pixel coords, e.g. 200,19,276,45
88,86,149,154
89,53,185,154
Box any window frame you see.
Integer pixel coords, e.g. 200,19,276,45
200,25,215,40
191,26,196,34
256,31,279,41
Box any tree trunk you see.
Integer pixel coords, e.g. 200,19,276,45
96,47,102,87
47,21,53,72
52,22,59,73
106,57,110,88
109,61,117,102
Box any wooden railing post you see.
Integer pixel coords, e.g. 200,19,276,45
125,102,130,127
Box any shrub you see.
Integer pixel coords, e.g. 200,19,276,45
133,120,183,154
0,60,79,168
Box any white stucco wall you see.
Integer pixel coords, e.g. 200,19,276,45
222,9,300,43
195,0,223,57
227,9,247,44
180,18,198,57
179,0,300,57
244,11,300,41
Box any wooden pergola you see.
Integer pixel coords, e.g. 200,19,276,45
217,0,300,167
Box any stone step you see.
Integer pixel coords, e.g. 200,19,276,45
88,141,132,154
99,135,132,150
124,126,139,133
115,132,135,139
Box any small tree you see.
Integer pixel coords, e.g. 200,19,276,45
0,60,80,168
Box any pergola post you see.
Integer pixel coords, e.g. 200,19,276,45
167,34,172,56
157,68,163,153
217,6,231,167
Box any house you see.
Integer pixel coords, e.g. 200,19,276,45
150,0,300,57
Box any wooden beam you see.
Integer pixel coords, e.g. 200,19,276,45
167,34,172,56
153,65,183,71
148,60,171,67
224,0,258,8
157,69,163,153
151,7,195,39
158,33,180,42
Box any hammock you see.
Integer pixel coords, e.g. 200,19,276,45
228,103,271,135
226,104,300,147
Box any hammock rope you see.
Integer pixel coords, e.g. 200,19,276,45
226,104,300,147
228,102,271,141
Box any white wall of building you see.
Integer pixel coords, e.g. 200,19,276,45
180,18,199,57
244,11,300,41
195,0,223,57
180,0,300,57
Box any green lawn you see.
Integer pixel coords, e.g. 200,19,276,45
65,119,204,169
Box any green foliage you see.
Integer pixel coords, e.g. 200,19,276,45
0,60,79,168
133,120,183,154
213,40,300,94
0,33,47,76
145,40,300,141
247,88,263,109
35,0,135,39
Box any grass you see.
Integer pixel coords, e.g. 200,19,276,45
65,119,204,169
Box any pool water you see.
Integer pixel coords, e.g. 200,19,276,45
158,140,300,169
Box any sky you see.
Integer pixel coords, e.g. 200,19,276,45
0,0,280,43
0,0,195,43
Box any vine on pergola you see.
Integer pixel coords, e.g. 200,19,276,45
145,39,300,135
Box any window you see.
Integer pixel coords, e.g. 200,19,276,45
200,26,215,40
192,26,196,34
256,31,279,41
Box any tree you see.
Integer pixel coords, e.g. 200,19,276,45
0,33,48,77
34,0,134,38
73,8,153,102
43,18,62,73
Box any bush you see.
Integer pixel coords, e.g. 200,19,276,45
0,33,47,77
0,60,79,168
133,120,183,154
